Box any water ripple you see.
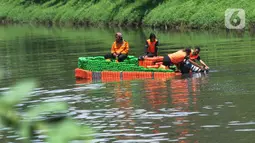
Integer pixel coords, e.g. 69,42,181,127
228,121,255,126
235,129,255,132
141,112,200,118
113,138,169,143
201,125,221,128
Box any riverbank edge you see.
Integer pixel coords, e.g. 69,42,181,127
2,18,255,32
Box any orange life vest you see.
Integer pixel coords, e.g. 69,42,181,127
168,50,187,64
189,49,199,60
111,40,129,54
147,39,158,53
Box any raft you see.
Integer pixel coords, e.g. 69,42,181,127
75,56,181,82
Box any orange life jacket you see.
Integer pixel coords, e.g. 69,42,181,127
111,40,129,54
147,39,158,53
189,49,199,60
168,50,187,64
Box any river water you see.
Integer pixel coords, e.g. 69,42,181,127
0,25,255,143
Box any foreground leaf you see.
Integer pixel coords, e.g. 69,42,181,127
47,119,94,143
19,121,30,141
26,102,68,120
0,79,36,107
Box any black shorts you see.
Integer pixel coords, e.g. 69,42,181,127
163,55,172,67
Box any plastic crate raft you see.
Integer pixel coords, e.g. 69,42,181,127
76,55,178,80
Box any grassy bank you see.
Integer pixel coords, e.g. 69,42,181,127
0,0,255,29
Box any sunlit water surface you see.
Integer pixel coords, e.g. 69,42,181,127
0,25,255,143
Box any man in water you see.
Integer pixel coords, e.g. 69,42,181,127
180,58,205,74
161,48,203,72
104,32,129,62
189,46,209,70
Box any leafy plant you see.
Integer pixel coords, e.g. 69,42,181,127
0,70,93,143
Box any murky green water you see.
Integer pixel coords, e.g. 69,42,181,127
1,25,255,142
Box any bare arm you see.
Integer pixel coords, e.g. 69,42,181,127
200,59,209,69
188,59,204,69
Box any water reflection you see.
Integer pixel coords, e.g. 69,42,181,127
143,79,169,110
74,73,209,142
113,81,132,108
169,73,208,142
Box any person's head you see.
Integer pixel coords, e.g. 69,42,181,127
193,46,201,55
115,32,123,43
185,48,191,56
149,33,156,42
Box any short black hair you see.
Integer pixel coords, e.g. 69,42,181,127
149,33,156,39
195,46,201,52
185,48,191,54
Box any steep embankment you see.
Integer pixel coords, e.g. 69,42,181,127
0,0,254,29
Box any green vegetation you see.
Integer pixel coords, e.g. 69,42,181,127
78,56,175,72
0,0,255,29
0,72,93,142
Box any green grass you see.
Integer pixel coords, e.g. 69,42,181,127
0,0,255,29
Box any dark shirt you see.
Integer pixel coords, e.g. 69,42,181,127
193,56,200,61
183,56,190,63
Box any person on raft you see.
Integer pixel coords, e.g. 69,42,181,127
161,48,204,73
189,46,209,70
104,32,129,62
138,33,159,60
